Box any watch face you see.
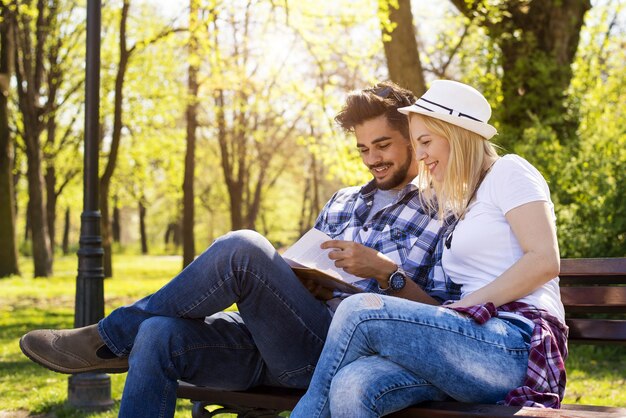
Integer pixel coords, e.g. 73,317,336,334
389,271,406,291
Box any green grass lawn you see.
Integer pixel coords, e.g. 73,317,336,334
1,255,625,417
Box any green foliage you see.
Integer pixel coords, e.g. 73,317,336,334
554,2,626,257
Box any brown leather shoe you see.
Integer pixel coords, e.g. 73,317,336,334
19,324,129,374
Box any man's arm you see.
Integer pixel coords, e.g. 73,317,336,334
322,240,440,305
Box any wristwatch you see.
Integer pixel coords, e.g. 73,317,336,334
378,267,407,294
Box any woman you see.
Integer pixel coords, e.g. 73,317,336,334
290,80,568,418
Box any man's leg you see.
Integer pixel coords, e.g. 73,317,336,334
118,312,267,418
21,230,333,380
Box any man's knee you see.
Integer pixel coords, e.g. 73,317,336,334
133,317,177,354
213,230,274,258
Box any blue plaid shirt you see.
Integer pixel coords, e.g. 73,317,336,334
314,177,448,297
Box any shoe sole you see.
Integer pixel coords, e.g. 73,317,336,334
19,336,129,375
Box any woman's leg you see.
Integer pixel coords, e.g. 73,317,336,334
291,293,530,418
328,356,448,418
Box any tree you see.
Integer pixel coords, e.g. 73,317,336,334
182,0,200,267
378,0,426,95
450,0,592,148
12,0,56,277
0,5,20,277
100,0,182,276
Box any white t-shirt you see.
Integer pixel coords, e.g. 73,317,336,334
442,154,565,323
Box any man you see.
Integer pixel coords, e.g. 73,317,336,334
20,81,445,418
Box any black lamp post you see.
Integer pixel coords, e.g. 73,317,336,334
68,0,113,410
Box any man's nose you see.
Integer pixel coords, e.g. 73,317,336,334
364,149,383,165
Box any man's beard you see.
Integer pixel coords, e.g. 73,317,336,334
372,150,413,191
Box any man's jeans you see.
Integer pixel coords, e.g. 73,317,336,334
291,293,531,418
97,230,333,418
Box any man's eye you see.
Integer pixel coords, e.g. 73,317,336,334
379,144,390,149
358,148,368,154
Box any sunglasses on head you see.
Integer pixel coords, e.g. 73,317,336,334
366,86,412,106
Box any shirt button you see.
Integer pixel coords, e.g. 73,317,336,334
363,226,369,232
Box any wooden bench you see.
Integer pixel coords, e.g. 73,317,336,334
176,257,626,417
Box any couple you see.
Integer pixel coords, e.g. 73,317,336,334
20,80,567,417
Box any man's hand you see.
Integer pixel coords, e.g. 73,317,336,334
321,240,397,282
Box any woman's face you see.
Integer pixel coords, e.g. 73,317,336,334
409,115,451,182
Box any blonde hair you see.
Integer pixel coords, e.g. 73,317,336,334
412,114,499,220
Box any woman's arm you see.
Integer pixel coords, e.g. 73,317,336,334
447,201,560,308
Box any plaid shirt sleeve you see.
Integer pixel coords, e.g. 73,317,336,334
314,184,447,296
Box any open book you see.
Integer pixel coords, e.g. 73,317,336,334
282,228,363,294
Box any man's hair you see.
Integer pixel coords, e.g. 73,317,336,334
335,81,416,140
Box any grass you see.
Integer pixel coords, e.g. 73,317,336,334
1,255,625,417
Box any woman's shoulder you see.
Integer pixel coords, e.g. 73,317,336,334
486,154,553,210
492,154,545,180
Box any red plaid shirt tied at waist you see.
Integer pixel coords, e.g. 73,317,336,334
448,301,568,408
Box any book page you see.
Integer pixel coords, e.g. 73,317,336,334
282,229,363,284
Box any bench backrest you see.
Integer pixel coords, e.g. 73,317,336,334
559,258,626,344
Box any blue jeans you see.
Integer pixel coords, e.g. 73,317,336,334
97,230,333,418
291,293,531,418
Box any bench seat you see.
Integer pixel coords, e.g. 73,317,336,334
177,257,626,417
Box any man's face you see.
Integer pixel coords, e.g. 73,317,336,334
354,115,418,190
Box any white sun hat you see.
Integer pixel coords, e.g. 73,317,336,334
398,80,497,139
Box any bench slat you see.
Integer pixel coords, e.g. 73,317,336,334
176,384,626,418
177,383,301,411
561,287,626,313
560,258,626,276
566,318,626,343
387,402,626,417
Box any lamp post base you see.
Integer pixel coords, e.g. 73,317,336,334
68,373,114,411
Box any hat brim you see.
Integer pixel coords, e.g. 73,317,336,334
398,104,497,140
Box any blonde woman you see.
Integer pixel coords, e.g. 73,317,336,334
291,80,568,418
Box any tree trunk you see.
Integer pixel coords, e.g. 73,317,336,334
100,0,130,277
182,0,199,268
62,207,70,255
138,200,148,255
13,0,54,277
112,203,121,243
45,165,57,252
378,0,426,95
24,199,31,242
450,0,591,146
215,89,244,231
0,11,20,277
25,142,53,277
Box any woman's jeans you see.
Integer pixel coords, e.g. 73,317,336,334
291,293,532,418
97,230,333,418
